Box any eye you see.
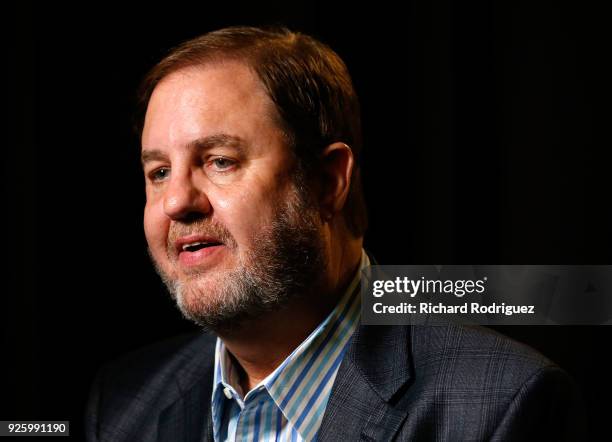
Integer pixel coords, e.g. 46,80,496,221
149,167,170,182
209,156,236,171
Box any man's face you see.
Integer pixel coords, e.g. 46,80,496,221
141,61,326,331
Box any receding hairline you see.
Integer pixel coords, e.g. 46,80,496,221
148,57,269,96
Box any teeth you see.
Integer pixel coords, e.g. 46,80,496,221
182,241,207,251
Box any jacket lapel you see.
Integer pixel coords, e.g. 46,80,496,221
319,250,414,441
157,335,216,442
319,324,414,441
157,370,214,442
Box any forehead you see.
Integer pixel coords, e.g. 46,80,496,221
141,61,282,151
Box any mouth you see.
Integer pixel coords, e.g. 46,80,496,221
175,235,226,267
181,241,223,252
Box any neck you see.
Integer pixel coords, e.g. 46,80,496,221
218,239,362,393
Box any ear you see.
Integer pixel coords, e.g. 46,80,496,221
318,142,355,220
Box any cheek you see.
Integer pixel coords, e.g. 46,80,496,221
215,186,281,243
143,202,169,254
216,194,257,244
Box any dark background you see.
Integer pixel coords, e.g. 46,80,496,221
4,1,611,440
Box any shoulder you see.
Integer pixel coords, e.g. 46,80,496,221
86,331,217,441
410,323,555,384
403,322,578,414
403,324,583,439
95,331,216,393
354,322,559,391
344,323,583,440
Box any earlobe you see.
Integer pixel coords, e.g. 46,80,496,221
319,142,355,218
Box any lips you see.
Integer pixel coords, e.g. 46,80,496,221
175,235,225,267
175,235,223,254
181,240,222,252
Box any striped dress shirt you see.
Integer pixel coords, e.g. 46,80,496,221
211,250,369,442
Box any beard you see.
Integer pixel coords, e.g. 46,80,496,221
149,181,327,333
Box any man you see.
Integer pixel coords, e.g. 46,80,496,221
86,26,583,441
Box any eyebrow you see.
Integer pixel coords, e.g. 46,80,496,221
141,134,247,166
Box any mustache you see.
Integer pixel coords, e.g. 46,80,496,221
166,218,237,251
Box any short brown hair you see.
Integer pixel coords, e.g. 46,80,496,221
136,26,367,237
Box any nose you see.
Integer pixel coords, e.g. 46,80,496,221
163,171,211,221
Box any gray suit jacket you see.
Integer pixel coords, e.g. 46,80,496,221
86,321,584,441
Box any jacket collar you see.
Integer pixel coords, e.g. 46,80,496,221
355,249,414,402
352,323,414,402
314,324,414,441
318,250,415,441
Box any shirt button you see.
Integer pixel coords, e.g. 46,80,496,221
223,387,233,399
